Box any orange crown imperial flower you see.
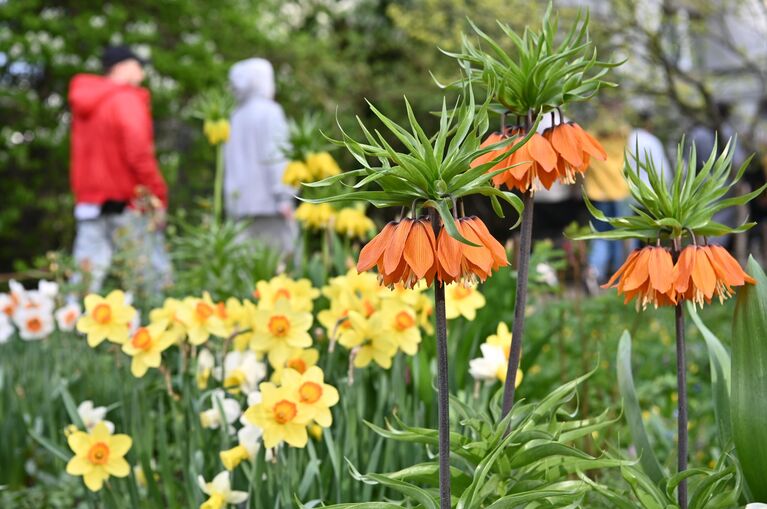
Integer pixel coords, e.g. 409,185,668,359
673,244,755,306
603,245,676,309
543,122,606,185
357,218,438,289
436,216,509,285
357,216,508,288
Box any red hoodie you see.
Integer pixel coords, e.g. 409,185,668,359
68,74,167,206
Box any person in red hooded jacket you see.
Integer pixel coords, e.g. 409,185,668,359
68,45,171,293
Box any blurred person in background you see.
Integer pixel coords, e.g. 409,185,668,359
68,45,171,294
224,58,296,253
584,103,631,289
627,109,672,187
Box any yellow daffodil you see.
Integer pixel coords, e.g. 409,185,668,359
338,311,397,369
317,305,353,340
65,422,132,492
176,293,228,345
255,274,319,313
197,471,248,509
281,367,339,427
220,298,256,350
444,283,486,320
295,203,335,231
323,269,381,303
415,293,434,334
243,382,311,448
76,290,136,346
250,300,313,367
220,425,262,471
121,321,175,377
379,303,421,355
149,297,187,342
203,118,230,145
270,347,320,383
469,322,522,386
380,281,425,308
305,151,341,179
282,161,313,186
335,207,375,239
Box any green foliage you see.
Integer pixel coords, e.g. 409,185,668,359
732,257,767,501
441,4,616,116
575,139,765,241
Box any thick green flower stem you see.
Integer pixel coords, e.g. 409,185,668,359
213,143,224,226
431,208,451,509
675,303,688,509
433,280,451,509
501,190,534,418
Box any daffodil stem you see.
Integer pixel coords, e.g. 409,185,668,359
501,191,534,419
213,143,224,226
675,303,688,509
431,208,451,509
433,280,451,509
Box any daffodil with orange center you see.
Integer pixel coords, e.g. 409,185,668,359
76,290,136,346
65,422,132,491
543,122,606,184
250,300,313,366
149,297,187,342
281,366,339,428
243,382,311,448
358,218,438,289
603,246,676,309
255,274,320,313
270,347,320,383
673,244,754,306
437,216,508,285
176,293,228,345
338,311,397,369
379,302,422,355
444,282,487,320
121,321,175,377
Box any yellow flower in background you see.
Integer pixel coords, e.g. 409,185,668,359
335,207,375,239
305,151,341,180
149,298,187,342
444,283,486,320
486,322,512,358
379,303,421,355
415,293,434,335
295,203,335,231
176,293,228,345
203,118,230,145
282,161,312,187
76,290,136,346
218,298,256,349
121,321,175,377
270,347,320,383
323,269,381,302
250,300,313,367
317,305,353,340
281,367,339,427
338,311,397,369
381,281,425,308
197,471,248,509
244,383,311,448
65,422,132,492
255,274,319,313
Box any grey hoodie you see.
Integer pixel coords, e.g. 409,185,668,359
224,58,293,217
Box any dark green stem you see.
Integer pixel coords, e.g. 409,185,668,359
675,303,688,509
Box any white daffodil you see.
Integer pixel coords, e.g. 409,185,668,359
0,313,14,343
196,348,216,389
55,303,82,332
197,471,248,508
469,343,507,382
219,425,263,470
217,350,266,395
14,307,54,340
77,400,115,433
0,293,17,319
199,390,241,433
246,390,262,408
37,280,59,298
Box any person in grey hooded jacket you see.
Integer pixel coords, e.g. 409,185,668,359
224,58,296,252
